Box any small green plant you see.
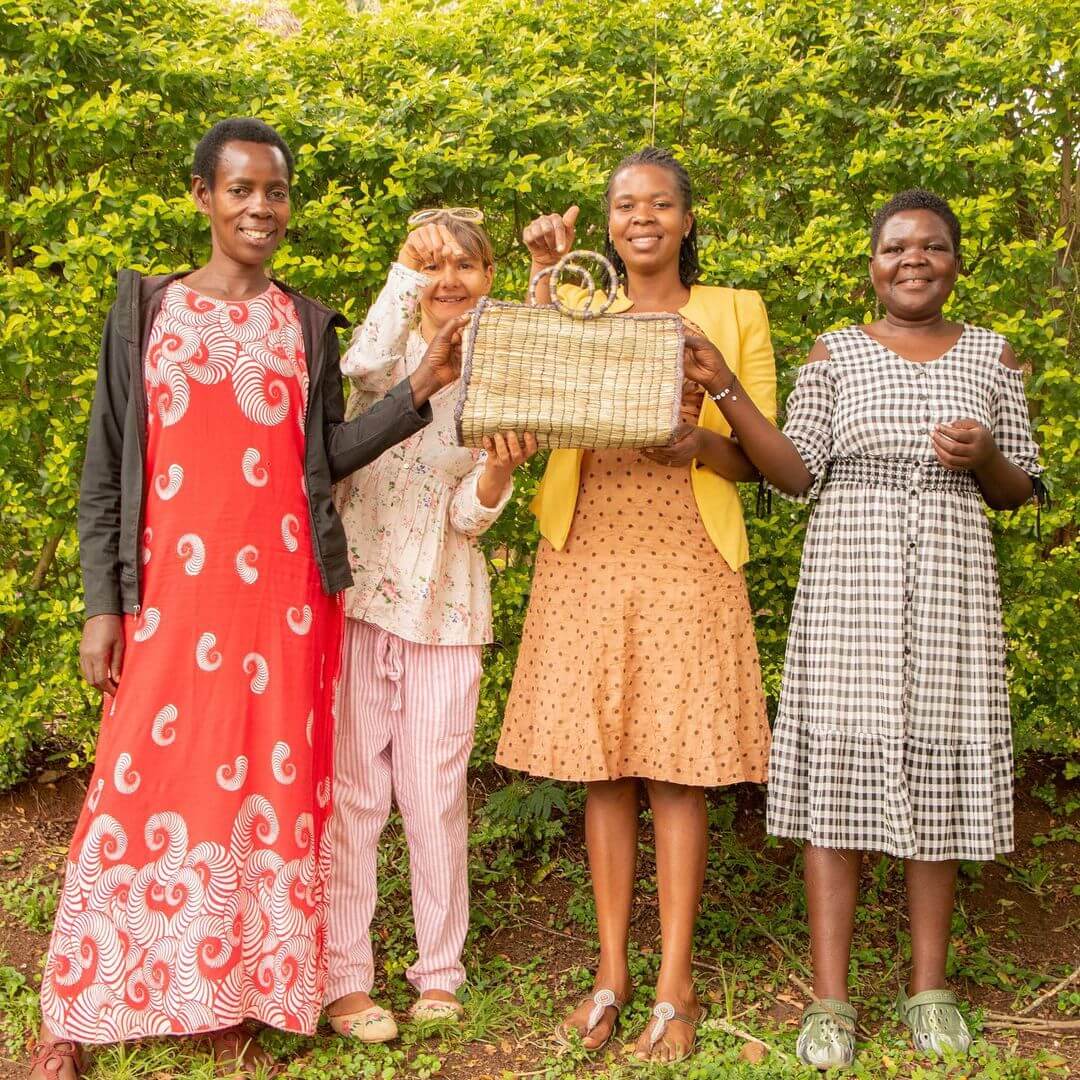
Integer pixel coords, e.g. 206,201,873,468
999,855,1055,896
0,963,39,1056
0,867,60,933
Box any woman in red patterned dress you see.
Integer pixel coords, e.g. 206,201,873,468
30,119,463,1079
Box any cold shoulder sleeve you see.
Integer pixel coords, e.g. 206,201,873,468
774,359,836,502
992,361,1044,481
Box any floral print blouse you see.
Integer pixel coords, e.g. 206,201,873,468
335,263,512,646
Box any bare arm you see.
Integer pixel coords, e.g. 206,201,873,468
641,422,759,480
970,449,1034,510
693,430,759,481
681,333,816,495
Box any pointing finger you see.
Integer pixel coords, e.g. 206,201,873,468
552,215,567,255
435,222,464,260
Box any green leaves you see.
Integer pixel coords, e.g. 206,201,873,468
0,0,1077,784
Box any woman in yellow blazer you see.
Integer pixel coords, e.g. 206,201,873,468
496,148,776,1064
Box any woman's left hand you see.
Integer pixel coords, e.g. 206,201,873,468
641,423,703,468
931,419,996,471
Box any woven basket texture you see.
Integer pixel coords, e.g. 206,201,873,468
455,297,684,450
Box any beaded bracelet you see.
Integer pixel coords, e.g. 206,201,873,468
709,377,738,405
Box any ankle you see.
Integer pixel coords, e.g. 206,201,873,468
812,976,850,1003
652,963,695,993
328,990,375,1015
417,988,458,1003
594,963,632,998
908,974,948,996
652,984,695,1006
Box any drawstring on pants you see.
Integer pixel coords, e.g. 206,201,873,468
374,630,404,711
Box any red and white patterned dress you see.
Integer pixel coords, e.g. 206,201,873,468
43,281,343,1041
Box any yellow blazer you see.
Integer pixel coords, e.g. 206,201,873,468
530,283,777,571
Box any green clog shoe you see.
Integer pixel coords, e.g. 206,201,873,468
796,998,857,1070
897,988,972,1056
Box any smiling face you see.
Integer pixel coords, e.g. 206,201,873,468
417,250,493,331
192,140,291,268
870,208,959,321
607,163,692,277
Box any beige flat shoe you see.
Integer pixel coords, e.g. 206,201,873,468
328,1005,399,1043
409,997,465,1023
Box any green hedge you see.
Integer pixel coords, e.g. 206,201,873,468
1,0,1077,788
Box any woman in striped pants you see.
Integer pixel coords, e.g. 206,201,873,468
325,210,536,1042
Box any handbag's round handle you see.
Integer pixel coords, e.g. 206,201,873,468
527,250,619,320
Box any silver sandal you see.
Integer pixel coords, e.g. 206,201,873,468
557,987,625,1051
636,1001,707,1063
796,998,857,1070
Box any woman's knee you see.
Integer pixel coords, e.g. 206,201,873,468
644,778,703,809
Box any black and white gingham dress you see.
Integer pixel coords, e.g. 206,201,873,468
766,324,1043,861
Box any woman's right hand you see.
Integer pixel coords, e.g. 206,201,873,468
410,313,470,405
522,206,579,268
683,333,735,397
398,223,464,273
80,613,124,695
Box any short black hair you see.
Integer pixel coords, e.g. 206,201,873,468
604,146,701,288
871,189,961,253
192,118,295,188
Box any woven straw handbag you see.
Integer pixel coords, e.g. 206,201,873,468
454,250,685,450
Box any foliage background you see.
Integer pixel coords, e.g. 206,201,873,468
0,0,1077,789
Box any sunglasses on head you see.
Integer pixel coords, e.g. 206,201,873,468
407,207,485,227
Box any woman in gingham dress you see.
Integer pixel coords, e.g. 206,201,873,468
678,190,1044,1070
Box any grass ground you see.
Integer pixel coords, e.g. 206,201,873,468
0,762,1076,1079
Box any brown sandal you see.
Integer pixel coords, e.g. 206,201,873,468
28,1040,84,1079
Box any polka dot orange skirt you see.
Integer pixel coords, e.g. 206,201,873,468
496,450,770,786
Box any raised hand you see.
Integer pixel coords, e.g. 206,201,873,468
79,613,124,695
931,418,996,471
398,222,464,273
523,205,580,268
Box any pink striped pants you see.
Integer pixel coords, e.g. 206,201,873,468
325,618,480,1000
